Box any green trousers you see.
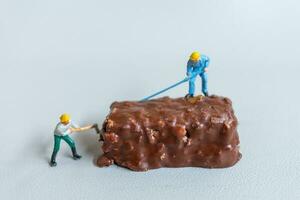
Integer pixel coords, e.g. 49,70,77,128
53,135,76,153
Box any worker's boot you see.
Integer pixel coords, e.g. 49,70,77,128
50,151,57,167
203,92,209,97
185,94,194,99
71,147,82,160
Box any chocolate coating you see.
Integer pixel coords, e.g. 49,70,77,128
98,95,241,171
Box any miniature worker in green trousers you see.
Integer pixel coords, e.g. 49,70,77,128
50,113,96,167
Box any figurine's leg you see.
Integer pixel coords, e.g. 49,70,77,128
189,79,195,96
200,73,209,96
50,135,61,167
185,78,195,98
62,135,82,160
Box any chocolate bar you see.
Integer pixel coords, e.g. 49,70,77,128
97,95,241,171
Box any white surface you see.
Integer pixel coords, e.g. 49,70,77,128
0,0,300,199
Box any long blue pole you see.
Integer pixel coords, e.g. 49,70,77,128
140,73,199,102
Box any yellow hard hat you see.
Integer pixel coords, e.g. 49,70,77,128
190,51,200,61
60,113,70,123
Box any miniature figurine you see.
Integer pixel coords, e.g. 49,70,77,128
50,113,97,167
185,51,210,98
140,51,210,102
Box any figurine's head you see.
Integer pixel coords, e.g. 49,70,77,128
190,51,200,62
60,113,70,125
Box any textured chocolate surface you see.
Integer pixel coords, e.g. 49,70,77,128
97,95,241,171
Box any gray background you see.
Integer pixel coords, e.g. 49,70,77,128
0,0,299,199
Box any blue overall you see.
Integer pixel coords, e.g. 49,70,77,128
186,55,210,96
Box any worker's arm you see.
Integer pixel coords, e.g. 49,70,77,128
186,61,193,77
69,122,94,133
203,55,210,72
71,125,93,132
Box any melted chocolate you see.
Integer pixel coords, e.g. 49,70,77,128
97,95,241,171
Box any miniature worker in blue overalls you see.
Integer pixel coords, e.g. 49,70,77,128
50,113,96,167
185,51,210,98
